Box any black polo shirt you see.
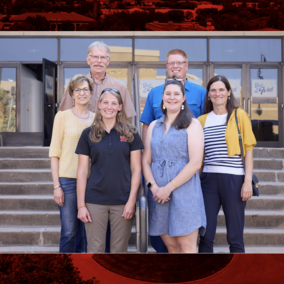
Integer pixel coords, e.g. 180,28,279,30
75,127,144,205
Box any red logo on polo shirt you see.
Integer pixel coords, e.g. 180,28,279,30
120,136,127,142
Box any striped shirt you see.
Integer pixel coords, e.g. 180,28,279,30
203,111,244,175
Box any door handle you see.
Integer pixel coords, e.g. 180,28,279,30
281,104,283,111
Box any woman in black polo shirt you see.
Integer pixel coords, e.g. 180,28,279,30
76,88,143,253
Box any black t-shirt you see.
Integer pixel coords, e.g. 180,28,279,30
75,127,144,205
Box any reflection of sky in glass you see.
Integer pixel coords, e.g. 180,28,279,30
0,38,57,61
0,68,16,81
61,38,132,61
135,39,207,62
210,39,281,62
214,68,241,80
64,68,90,87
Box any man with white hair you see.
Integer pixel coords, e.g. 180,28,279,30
58,41,136,118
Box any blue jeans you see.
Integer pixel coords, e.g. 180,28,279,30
58,177,87,253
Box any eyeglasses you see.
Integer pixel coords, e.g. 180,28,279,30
88,54,109,62
73,88,91,94
167,61,187,67
100,88,121,97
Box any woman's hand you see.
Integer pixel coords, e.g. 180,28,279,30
241,180,253,201
53,187,64,207
122,201,136,220
78,207,92,223
153,186,171,204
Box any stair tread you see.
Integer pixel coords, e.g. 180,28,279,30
0,226,60,232
0,210,59,214
0,195,54,199
213,245,284,253
217,227,284,233
0,169,51,172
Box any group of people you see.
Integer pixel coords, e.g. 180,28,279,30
49,41,256,254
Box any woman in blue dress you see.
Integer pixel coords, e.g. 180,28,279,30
142,79,206,253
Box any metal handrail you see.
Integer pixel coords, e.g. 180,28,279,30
136,179,148,253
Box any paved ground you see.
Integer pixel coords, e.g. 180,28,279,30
71,254,284,283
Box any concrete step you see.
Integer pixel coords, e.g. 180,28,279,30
0,226,60,246
0,147,49,158
1,209,283,228
254,148,284,159
0,182,53,195
1,225,283,246
0,244,283,254
0,245,153,254
215,227,284,246
246,195,284,210
0,211,60,226
217,210,284,228
0,225,137,246
253,158,283,170
0,159,50,169
213,245,284,253
0,170,52,182
0,195,57,210
258,182,284,195
253,169,284,182
0,245,59,254
2,194,283,212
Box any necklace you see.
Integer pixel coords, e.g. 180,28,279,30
72,108,90,120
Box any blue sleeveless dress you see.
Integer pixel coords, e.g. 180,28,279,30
148,116,206,237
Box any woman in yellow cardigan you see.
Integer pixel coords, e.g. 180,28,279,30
49,74,95,253
198,75,256,253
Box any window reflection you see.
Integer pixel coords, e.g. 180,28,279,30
210,39,281,62
0,38,57,61
60,38,132,61
0,68,16,132
135,38,207,62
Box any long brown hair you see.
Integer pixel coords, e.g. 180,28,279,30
161,80,194,129
204,75,238,124
89,90,137,143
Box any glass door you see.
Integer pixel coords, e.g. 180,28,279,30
249,66,282,147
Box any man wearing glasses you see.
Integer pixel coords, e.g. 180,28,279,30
141,49,206,142
58,41,136,119
140,49,206,253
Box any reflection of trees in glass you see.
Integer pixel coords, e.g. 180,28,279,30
0,254,100,283
0,87,16,132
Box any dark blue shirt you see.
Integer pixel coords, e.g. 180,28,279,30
140,79,206,125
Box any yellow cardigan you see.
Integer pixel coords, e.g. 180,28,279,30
198,108,256,158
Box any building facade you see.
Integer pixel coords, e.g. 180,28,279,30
0,31,283,147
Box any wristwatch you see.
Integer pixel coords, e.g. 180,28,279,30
147,181,157,189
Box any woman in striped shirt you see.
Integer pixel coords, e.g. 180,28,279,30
198,75,256,253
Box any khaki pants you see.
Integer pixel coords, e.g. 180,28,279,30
85,203,133,253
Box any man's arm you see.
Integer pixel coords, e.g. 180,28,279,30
58,88,73,111
120,84,136,118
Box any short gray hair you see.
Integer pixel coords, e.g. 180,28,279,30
87,41,111,57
